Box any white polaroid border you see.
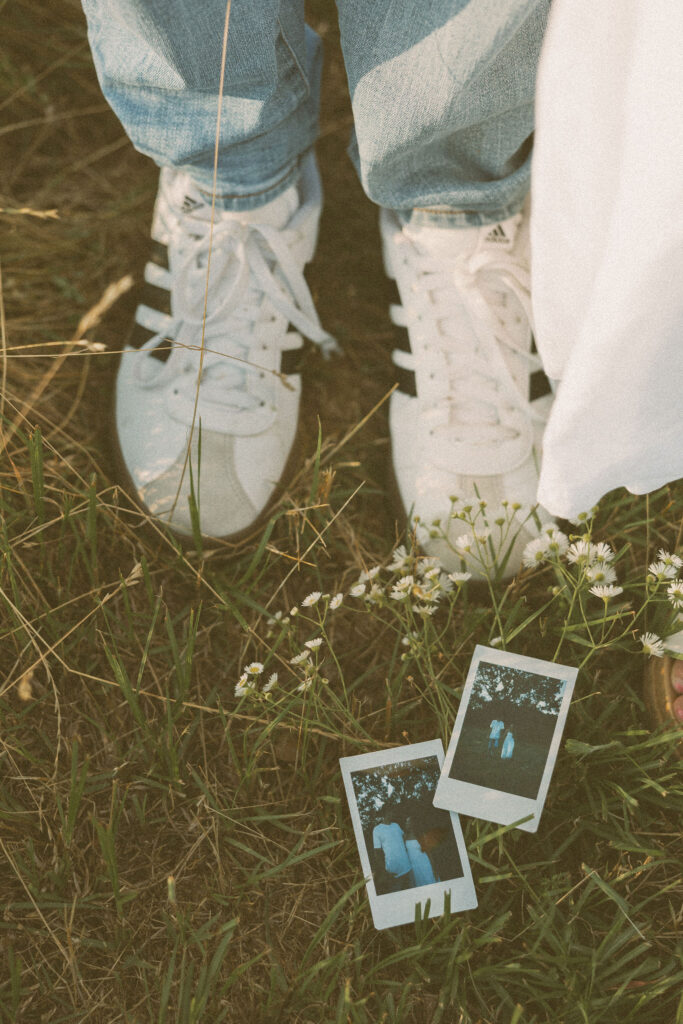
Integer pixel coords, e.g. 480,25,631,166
340,739,477,930
434,645,577,833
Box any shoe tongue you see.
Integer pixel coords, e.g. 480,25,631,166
175,175,298,229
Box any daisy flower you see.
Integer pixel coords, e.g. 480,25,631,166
543,527,569,557
640,632,665,657
657,549,682,570
648,560,678,581
296,678,313,693
349,582,366,598
304,637,323,650
390,575,414,601
245,662,264,676
263,673,278,693
417,557,442,578
414,603,436,617
590,541,615,564
329,592,343,610
301,591,322,607
290,650,311,665
388,545,412,573
454,533,474,554
589,584,623,600
358,566,381,583
522,536,550,568
448,571,472,584
267,610,289,628
667,581,683,609
567,539,592,564
585,564,618,585
234,674,252,698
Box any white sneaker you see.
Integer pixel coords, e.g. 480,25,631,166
114,153,333,540
381,206,553,579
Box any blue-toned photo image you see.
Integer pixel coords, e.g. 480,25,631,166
449,660,568,799
350,755,463,896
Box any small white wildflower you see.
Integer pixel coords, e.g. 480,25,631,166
567,539,592,564
400,630,420,648
366,583,384,605
414,603,436,617
305,637,323,650
585,564,617,585
417,556,442,578
245,662,264,676
648,560,677,581
390,575,413,601
489,636,503,648
590,541,615,564
290,650,311,665
267,610,289,628
349,582,366,598
667,581,683,609
329,592,343,610
388,545,412,573
296,678,313,693
437,572,454,593
640,632,665,657
422,566,441,581
454,533,474,554
263,673,278,693
522,536,551,569
290,606,299,617
447,571,472,584
359,566,381,583
234,674,252,698
657,549,683,570
589,584,624,600
540,526,569,557
302,591,322,607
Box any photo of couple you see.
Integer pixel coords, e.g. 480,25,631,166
449,659,567,799
350,755,464,896
487,720,516,759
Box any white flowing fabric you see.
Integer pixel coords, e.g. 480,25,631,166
530,1,683,520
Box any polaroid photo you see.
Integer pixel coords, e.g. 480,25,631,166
434,645,578,834
340,740,477,930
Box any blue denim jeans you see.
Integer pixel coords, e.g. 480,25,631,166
82,0,548,226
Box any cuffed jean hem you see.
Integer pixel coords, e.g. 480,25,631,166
403,199,527,229
192,155,304,211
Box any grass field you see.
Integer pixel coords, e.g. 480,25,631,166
1,2,682,1022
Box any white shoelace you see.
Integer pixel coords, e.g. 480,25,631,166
391,232,546,454
135,208,335,435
